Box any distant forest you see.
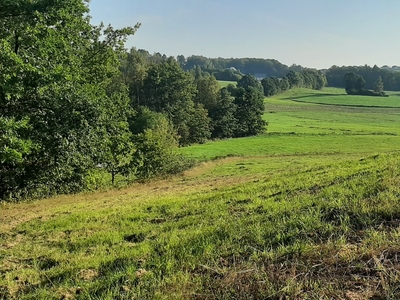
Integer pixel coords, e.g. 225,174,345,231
325,65,400,91
164,53,400,91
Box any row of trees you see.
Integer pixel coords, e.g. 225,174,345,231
177,55,301,78
140,53,400,93
326,65,400,91
261,70,327,97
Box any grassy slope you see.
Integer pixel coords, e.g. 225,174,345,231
1,88,400,299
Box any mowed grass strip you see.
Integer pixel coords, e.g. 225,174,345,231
1,153,400,299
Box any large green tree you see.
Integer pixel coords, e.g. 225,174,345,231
234,87,266,137
209,88,238,139
344,72,366,94
261,77,279,97
140,59,211,145
285,71,304,88
129,108,184,180
0,0,139,198
194,76,220,109
237,74,264,94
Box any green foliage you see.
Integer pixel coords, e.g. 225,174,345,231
140,59,200,145
125,59,268,146
374,76,384,93
326,64,400,91
209,88,238,139
261,77,280,97
234,87,267,137
0,117,35,199
285,70,304,88
119,47,148,108
141,59,196,113
344,72,366,93
0,117,32,165
183,55,291,77
187,103,212,144
262,70,326,98
129,106,166,135
213,68,243,81
0,0,139,199
130,109,192,180
194,76,220,109
300,69,327,90
345,72,387,96
237,74,264,94
280,77,290,91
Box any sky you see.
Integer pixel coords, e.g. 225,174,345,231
89,0,400,69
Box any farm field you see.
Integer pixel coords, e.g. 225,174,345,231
1,88,400,299
217,80,237,88
286,88,400,108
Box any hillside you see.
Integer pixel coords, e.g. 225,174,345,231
1,88,400,299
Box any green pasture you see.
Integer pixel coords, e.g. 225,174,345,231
181,134,400,161
218,80,237,88
283,87,400,107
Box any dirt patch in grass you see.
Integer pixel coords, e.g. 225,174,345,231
79,269,99,281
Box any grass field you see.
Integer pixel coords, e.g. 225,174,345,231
182,87,400,161
286,88,400,108
218,80,237,88
1,87,400,299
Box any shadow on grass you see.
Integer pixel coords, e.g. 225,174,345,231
283,93,347,100
282,93,400,109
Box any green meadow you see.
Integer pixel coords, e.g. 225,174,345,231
182,87,400,161
1,87,400,299
217,80,237,88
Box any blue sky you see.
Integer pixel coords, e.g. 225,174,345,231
89,0,400,69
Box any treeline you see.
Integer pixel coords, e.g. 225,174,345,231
261,70,327,97
326,65,400,91
177,55,303,78
0,1,266,201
